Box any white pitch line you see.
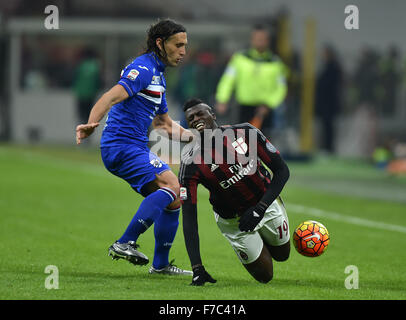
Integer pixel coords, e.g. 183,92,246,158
287,203,406,234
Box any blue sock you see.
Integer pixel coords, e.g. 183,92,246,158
118,187,177,244
152,207,180,269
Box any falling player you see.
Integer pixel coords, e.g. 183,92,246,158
75,19,193,276
179,98,291,285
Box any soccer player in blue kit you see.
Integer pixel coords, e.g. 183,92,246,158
76,19,194,275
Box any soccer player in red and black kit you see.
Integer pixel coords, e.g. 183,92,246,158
179,98,291,286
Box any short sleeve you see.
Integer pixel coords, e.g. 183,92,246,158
117,64,152,97
249,124,283,169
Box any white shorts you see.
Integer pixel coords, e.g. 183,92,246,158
214,198,290,264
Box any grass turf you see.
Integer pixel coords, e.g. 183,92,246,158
0,144,405,300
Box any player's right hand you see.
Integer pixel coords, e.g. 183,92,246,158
75,123,99,145
190,265,217,286
238,205,265,232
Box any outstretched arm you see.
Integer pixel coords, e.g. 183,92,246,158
179,159,216,286
152,112,193,142
182,201,217,286
75,84,128,144
182,201,202,268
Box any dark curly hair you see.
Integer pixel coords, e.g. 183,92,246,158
145,18,186,59
183,98,207,112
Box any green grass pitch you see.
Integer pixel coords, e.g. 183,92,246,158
1,144,405,300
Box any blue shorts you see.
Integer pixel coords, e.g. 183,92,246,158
101,145,171,194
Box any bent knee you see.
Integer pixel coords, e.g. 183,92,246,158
272,246,290,262
266,242,290,262
273,253,290,262
167,197,181,210
156,171,180,197
165,181,180,197
254,271,273,284
247,264,274,284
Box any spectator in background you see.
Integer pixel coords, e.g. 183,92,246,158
378,46,401,116
315,45,343,154
172,48,199,127
173,48,220,128
195,50,219,104
73,48,101,124
352,47,381,109
215,24,288,136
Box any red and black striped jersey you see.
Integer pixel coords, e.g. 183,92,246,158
179,123,281,219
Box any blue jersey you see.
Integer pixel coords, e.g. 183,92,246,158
101,52,168,147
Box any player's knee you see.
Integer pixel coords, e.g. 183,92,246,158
160,178,180,210
167,197,181,210
164,180,180,197
247,263,273,284
157,171,180,197
254,271,273,284
267,242,290,262
172,184,180,197
272,252,290,262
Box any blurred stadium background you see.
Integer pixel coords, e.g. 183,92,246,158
0,0,405,163
1,0,406,301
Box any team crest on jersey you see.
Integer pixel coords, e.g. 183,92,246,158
126,69,139,81
239,251,249,261
151,76,161,84
265,140,277,153
150,158,162,168
232,137,248,155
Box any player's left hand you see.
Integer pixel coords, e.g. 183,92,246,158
190,265,216,286
238,204,266,232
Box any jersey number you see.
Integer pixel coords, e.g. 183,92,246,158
277,220,288,239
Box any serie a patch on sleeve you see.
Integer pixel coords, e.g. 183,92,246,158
126,69,139,81
266,140,278,153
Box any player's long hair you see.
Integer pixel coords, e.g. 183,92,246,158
144,18,186,59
